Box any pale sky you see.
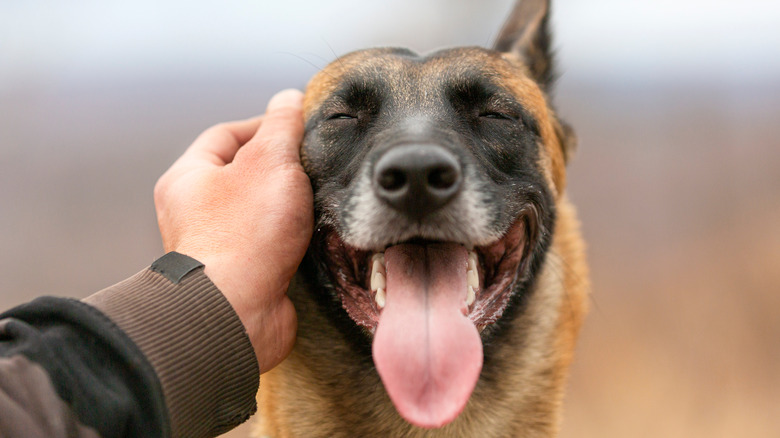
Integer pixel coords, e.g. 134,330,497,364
1,0,778,91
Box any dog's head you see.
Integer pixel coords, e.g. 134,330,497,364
300,0,575,429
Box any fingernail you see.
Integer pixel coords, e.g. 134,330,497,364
267,89,304,112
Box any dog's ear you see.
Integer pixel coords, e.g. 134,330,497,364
555,118,577,164
493,0,555,89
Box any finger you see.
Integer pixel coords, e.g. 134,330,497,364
179,115,264,168
235,89,304,168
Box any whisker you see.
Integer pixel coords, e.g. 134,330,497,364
274,51,336,79
299,51,333,66
321,37,346,70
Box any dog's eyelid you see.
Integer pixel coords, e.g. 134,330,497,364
484,98,540,135
320,100,359,121
479,100,522,121
327,113,358,120
479,111,516,121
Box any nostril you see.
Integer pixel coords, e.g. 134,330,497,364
428,165,459,190
378,168,407,192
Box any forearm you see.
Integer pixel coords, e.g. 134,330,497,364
0,253,259,438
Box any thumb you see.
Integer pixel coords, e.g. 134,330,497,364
234,89,305,168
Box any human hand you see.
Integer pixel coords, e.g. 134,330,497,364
153,89,312,373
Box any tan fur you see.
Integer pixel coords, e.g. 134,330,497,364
256,47,589,438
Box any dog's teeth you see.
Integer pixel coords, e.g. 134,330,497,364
467,268,479,291
375,288,386,309
468,251,478,272
371,253,386,281
371,253,387,308
371,271,386,292
467,250,479,293
466,285,476,306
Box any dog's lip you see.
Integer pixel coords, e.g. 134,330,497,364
321,215,531,332
467,217,528,329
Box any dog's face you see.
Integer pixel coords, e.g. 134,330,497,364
298,0,574,430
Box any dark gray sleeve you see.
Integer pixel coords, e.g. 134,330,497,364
0,296,170,438
0,354,100,438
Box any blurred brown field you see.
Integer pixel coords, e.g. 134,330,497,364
558,84,780,437
1,2,778,437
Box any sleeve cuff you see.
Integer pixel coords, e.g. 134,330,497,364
83,252,260,437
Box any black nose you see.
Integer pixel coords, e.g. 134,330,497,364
373,144,462,218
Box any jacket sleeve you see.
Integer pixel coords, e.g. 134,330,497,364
0,252,260,438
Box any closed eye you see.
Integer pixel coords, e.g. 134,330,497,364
327,113,358,120
479,111,517,121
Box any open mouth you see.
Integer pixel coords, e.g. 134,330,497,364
321,214,531,333
316,211,535,429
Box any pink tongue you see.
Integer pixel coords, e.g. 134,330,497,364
372,243,483,429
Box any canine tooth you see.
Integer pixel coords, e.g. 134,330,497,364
370,253,386,284
371,271,386,292
371,253,386,277
467,268,479,291
466,285,476,306
375,287,386,309
468,251,478,272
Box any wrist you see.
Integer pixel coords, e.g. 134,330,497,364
196,254,296,372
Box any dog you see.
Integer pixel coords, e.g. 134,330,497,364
256,0,588,436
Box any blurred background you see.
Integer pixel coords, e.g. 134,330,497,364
1,1,778,436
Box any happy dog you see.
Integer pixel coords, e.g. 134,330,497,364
256,0,589,435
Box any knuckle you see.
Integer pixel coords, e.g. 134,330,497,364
200,124,228,142
199,122,237,145
207,121,230,134
153,174,171,206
